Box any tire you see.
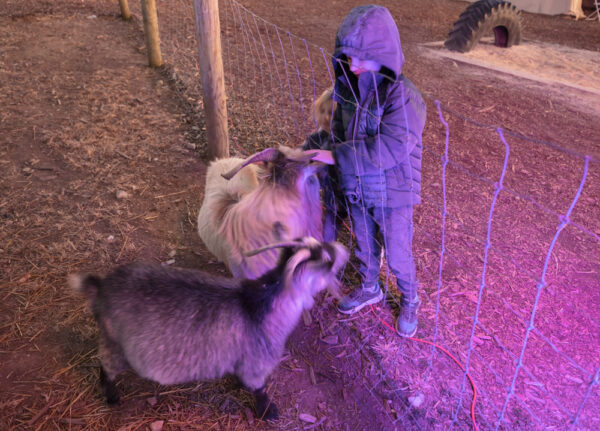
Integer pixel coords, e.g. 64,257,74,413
444,0,523,53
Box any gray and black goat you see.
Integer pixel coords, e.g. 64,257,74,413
69,236,348,420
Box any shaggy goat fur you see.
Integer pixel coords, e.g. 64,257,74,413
69,237,348,419
197,157,262,265
198,146,330,279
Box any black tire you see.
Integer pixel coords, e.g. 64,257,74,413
444,0,523,53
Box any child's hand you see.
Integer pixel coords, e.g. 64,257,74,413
305,149,335,165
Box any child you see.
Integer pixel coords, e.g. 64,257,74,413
302,88,347,242
329,5,426,337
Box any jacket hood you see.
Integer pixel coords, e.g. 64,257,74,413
333,5,404,81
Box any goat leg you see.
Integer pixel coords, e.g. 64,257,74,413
99,367,120,405
253,386,279,420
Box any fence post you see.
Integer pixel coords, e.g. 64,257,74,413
140,0,163,67
118,0,131,20
193,0,229,160
569,0,585,19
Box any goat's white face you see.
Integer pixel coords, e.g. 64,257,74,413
285,240,348,304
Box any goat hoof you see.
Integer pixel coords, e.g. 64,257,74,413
105,393,121,406
100,368,121,405
106,397,120,406
258,403,279,420
253,387,278,420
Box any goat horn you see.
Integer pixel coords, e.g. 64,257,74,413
243,240,304,257
221,148,280,180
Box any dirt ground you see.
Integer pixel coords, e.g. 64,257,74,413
1,0,599,430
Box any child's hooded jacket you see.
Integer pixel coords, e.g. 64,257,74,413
331,5,426,207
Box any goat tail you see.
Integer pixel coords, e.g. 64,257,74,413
68,273,102,301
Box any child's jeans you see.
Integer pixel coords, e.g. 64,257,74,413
348,203,418,302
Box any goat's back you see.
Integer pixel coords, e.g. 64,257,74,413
204,157,260,199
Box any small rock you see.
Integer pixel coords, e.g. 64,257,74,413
408,392,425,408
298,413,317,423
162,259,176,266
107,235,115,242
149,420,163,431
146,396,158,406
116,190,129,199
86,14,97,19
168,250,176,258
184,142,196,150
321,335,338,345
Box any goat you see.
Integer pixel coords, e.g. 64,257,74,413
69,236,348,420
197,145,334,279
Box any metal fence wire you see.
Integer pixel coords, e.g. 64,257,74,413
9,0,596,429
125,0,599,429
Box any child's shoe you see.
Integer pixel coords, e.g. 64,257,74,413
337,283,384,314
395,296,420,338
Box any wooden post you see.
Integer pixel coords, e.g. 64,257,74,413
141,0,162,67
118,0,131,20
194,0,229,160
569,0,585,19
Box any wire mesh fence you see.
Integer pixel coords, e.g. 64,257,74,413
4,0,597,429
117,0,600,429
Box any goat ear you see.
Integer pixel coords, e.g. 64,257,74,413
285,247,312,273
304,149,335,165
288,151,317,163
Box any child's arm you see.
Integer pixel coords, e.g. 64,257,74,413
336,82,426,172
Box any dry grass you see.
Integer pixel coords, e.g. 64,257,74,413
1,1,599,430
